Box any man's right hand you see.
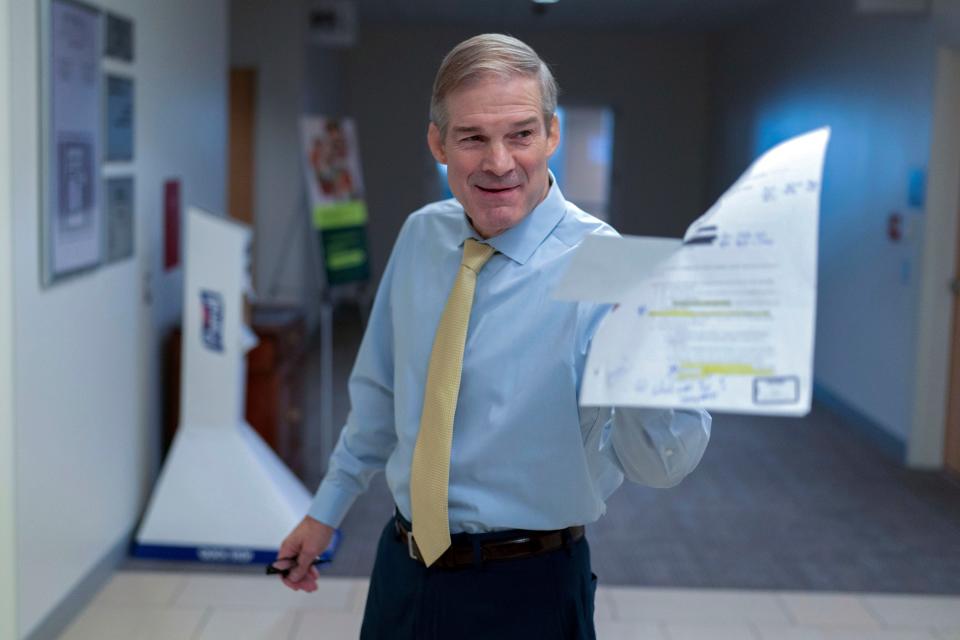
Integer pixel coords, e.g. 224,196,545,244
276,515,335,592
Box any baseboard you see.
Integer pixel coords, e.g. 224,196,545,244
23,529,131,640
131,527,341,565
813,382,907,463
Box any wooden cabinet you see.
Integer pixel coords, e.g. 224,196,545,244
163,304,307,478
245,305,307,476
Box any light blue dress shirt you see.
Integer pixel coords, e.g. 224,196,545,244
309,178,712,533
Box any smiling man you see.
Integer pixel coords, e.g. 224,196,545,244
428,70,558,238
276,34,711,639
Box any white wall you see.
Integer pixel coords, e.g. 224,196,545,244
8,0,227,636
1,2,19,637
231,0,354,329
560,107,614,219
230,0,314,312
708,0,936,452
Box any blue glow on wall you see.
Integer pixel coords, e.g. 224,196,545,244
548,106,566,186
436,161,452,199
908,167,926,209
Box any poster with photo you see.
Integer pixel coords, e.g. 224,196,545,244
44,0,103,284
300,116,369,286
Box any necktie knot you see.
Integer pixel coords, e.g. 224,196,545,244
462,238,496,273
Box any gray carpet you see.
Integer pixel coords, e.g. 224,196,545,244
587,407,960,593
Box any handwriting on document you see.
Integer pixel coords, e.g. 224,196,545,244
564,128,831,416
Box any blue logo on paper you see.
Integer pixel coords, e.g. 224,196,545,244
200,290,224,352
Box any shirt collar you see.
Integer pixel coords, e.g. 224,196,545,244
457,172,566,265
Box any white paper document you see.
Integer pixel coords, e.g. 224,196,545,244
553,235,682,304
558,128,830,416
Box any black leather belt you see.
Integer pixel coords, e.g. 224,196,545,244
394,513,585,570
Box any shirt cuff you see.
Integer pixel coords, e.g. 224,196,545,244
307,477,360,529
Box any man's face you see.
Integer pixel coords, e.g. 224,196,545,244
428,75,560,239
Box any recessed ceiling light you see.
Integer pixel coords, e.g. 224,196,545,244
532,0,560,4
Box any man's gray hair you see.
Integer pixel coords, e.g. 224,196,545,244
430,34,558,138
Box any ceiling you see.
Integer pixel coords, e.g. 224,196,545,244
349,0,792,31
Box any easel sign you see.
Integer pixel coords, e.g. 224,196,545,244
300,117,370,286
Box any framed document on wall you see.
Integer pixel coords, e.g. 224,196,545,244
41,0,103,286
105,176,134,263
105,74,134,162
104,11,134,62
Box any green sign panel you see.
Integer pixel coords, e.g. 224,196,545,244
317,223,369,285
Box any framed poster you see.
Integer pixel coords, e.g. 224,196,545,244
105,74,134,161
104,176,134,263
42,0,103,285
104,11,134,62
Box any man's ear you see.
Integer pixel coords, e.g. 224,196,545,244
546,114,561,157
427,122,447,164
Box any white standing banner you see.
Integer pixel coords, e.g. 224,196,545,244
556,128,831,416
134,209,324,564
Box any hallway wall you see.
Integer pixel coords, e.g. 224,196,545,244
8,0,228,636
229,4,958,471
707,0,936,458
235,10,713,306
231,0,311,316
342,25,712,288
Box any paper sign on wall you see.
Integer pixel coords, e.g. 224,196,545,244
300,116,370,286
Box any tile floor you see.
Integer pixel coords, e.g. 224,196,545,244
59,570,960,639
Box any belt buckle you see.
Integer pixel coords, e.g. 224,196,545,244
407,532,419,561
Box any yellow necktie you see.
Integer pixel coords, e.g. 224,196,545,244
410,238,496,567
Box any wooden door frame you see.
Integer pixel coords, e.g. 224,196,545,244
228,67,257,227
912,47,960,472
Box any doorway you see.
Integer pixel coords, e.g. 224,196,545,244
922,48,960,475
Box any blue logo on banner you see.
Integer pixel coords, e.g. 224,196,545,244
200,290,224,352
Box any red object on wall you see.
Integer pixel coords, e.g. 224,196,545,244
164,179,181,270
887,211,903,243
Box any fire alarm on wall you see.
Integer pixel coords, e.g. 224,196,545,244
887,211,903,243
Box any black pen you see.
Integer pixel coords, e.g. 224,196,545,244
265,555,331,578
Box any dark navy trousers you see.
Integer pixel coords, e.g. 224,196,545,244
359,514,598,639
